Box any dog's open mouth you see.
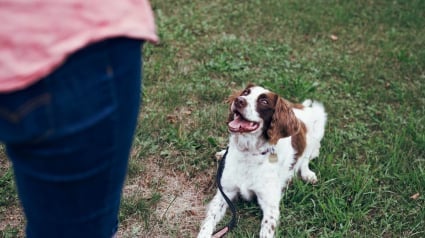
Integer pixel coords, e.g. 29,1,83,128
228,112,259,133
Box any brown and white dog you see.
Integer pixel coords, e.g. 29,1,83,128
198,84,327,238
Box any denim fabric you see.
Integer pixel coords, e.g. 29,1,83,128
0,37,143,238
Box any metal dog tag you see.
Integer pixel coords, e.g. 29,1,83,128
268,153,278,163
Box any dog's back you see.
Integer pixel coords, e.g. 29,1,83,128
296,99,327,141
293,99,327,165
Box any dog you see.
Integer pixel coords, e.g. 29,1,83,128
198,84,327,238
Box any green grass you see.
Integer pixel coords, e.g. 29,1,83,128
1,0,424,237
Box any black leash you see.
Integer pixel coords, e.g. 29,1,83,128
212,147,237,238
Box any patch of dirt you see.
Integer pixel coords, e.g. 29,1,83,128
118,156,215,238
0,204,25,235
0,147,216,238
0,155,25,237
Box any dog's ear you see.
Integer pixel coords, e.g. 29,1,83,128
267,97,301,144
226,90,241,104
246,82,256,88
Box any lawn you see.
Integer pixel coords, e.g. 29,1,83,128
1,0,424,237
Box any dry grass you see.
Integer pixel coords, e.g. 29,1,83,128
118,155,215,238
0,157,24,238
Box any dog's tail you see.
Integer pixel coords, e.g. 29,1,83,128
302,99,327,140
301,100,327,159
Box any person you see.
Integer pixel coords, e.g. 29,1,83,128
0,1,158,237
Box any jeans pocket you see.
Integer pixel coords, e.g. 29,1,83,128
0,44,118,144
0,86,54,143
46,48,118,139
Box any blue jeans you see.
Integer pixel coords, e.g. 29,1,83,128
0,37,143,237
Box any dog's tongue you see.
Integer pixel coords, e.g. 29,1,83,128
228,117,258,133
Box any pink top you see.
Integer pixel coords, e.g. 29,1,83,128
0,0,159,93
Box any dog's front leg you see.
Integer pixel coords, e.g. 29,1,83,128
257,189,281,238
198,190,236,238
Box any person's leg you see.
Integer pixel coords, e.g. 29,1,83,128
0,37,143,238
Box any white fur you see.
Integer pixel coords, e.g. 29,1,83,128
198,86,327,238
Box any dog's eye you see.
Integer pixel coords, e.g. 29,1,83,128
241,89,250,96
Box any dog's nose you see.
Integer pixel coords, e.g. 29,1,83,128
235,96,247,108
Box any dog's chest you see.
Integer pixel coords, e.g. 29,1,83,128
222,150,281,199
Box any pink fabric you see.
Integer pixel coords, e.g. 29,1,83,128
0,0,159,93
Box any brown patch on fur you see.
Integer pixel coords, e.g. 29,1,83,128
226,83,256,103
258,92,279,140
291,122,306,158
293,103,304,109
267,97,306,158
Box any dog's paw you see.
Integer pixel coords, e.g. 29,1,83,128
197,227,213,238
259,227,275,238
301,170,318,184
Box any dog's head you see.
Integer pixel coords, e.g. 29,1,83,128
227,84,303,144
